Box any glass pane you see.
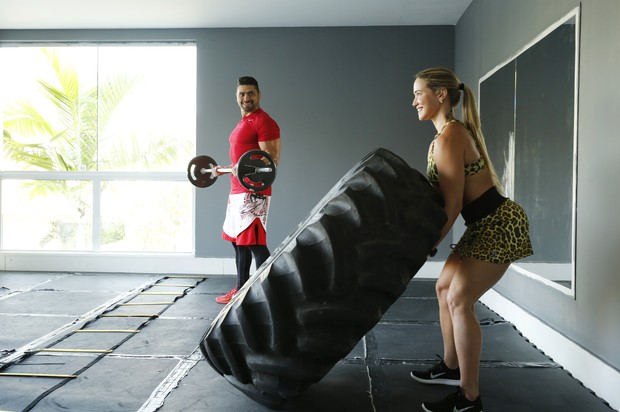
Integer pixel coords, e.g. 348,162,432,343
0,44,196,254
1,47,98,172
1,179,93,250
100,181,192,252
1,44,196,173
97,46,196,172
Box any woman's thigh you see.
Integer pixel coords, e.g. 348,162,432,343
448,257,509,306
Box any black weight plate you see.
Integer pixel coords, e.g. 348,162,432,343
237,150,277,191
187,155,218,188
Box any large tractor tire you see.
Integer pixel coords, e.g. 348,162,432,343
199,148,446,409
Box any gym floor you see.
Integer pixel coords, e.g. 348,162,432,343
0,272,614,412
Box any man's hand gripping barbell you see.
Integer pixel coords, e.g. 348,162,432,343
187,149,277,192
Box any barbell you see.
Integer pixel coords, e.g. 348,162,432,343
187,149,277,192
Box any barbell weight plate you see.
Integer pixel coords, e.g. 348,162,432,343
237,150,277,192
187,155,218,188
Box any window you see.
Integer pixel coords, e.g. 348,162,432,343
0,43,196,252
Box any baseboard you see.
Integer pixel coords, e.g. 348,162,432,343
0,253,443,278
0,252,237,275
481,289,619,411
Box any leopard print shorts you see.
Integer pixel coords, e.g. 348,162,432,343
453,199,533,264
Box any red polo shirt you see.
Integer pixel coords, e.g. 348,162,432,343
228,108,280,195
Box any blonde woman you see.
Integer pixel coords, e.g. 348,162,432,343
409,67,533,412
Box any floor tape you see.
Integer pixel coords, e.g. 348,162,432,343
136,347,203,412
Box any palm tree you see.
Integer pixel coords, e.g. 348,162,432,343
2,47,182,248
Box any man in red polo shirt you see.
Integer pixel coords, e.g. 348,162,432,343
213,76,281,304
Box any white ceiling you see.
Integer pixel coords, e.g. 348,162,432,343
0,0,472,30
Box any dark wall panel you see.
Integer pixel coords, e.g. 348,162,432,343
514,25,575,263
480,61,516,192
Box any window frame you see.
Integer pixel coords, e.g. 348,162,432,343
0,41,197,254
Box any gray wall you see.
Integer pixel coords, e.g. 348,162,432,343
193,26,454,257
0,26,454,258
456,0,620,370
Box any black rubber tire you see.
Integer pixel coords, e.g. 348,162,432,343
199,148,446,409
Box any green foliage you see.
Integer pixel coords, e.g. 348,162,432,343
1,47,182,248
100,221,126,245
3,48,142,172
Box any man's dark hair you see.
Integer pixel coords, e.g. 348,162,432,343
238,76,260,92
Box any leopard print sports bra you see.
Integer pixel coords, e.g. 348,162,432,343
426,122,487,186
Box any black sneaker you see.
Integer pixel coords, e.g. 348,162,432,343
422,387,483,412
410,355,460,386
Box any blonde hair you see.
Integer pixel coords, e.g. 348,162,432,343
415,67,503,193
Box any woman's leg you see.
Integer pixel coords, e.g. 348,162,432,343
447,257,508,400
435,252,462,369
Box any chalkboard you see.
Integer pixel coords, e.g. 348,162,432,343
479,11,578,287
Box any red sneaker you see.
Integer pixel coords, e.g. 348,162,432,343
215,288,237,304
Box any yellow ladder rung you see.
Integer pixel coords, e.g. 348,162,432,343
0,372,78,379
73,329,140,333
166,275,209,279
139,292,183,296
120,302,173,306
151,284,194,288
37,348,113,354
101,314,159,318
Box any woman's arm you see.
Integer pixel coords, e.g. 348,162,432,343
431,126,467,248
